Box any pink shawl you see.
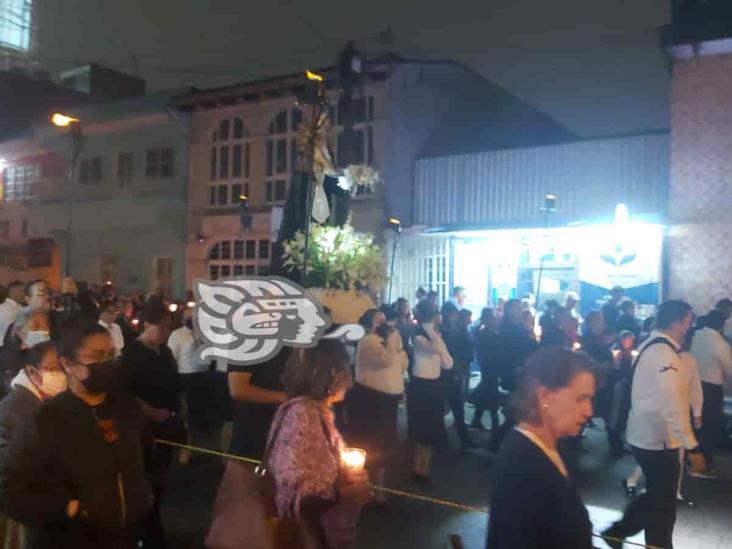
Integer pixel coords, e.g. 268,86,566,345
267,397,345,518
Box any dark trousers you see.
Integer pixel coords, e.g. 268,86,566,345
471,374,501,430
699,382,724,468
443,368,471,446
612,446,680,549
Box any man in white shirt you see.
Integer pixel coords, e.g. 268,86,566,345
690,309,732,475
603,300,703,549
98,300,125,357
0,282,26,347
563,291,583,328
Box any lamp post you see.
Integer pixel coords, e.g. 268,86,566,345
387,217,401,305
534,194,557,310
51,112,82,278
239,193,251,275
301,70,327,285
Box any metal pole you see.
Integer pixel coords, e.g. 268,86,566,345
301,80,326,285
65,124,82,277
534,209,550,309
387,230,400,304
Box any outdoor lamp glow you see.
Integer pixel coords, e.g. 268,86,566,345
51,113,79,127
306,70,324,82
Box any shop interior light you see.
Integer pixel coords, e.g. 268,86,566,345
169,303,178,313
544,194,557,211
614,203,629,225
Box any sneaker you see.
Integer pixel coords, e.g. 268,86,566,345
688,468,718,479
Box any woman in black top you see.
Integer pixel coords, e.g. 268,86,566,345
487,346,596,549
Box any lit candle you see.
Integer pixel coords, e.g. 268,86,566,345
341,448,366,474
572,342,582,351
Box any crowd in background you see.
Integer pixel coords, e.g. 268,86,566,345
1,276,732,548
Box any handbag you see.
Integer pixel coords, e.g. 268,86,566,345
205,401,300,549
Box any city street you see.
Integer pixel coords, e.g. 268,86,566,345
161,405,732,549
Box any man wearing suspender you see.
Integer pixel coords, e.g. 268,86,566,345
603,300,705,549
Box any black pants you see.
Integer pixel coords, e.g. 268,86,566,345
443,369,471,446
612,446,680,549
699,382,724,468
471,374,501,430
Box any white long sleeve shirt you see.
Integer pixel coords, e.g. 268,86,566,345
0,298,22,347
412,324,453,380
98,320,125,357
626,331,698,451
690,327,732,386
679,352,703,441
168,326,207,375
355,331,408,395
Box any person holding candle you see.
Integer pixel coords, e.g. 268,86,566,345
349,308,408,502
407,302,453,484
267,339,371,548
487,346,596,549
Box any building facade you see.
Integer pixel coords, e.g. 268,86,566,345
0,89,189,296
663,0,732,312
173,58,572,290
389,133,670,314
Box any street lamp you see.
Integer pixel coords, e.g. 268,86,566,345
387,217,402,305
51,112,82,278
534,194,557,309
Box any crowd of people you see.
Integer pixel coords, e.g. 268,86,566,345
1,276,731,548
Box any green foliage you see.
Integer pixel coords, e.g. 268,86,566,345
282,222,387,290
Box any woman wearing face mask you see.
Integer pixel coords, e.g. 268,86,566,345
0,306,51,395
1,323,153,549
0,342,65,548
487,347,596,549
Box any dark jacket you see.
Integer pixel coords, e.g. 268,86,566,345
0,386,40,473
444,327,474,370
487,429,593,549
494,322,537,392
616,314,641,340
1,390,153,549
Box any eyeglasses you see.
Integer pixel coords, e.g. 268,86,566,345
74,352,116,365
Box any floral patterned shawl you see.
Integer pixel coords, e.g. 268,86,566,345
267,396,345,518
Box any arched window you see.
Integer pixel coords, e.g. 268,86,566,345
208,238,272,280
264,108,302,204
210,117,251,207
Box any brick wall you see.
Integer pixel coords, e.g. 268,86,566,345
668,52,732,312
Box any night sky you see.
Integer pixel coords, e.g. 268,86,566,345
32,0,670,137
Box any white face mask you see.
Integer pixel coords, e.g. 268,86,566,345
39,371,68,397
25,330,50,347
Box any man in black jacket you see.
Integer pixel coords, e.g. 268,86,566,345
489,299,538,451
1,323,153,549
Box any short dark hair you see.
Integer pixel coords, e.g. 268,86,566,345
458,309,472,320
705,310,726,331
452,286,465,296
415,300,439,324
141,296,169,325
512,347,595,423
426,290,439,299
715,298,732,310
99,299,118,313
26,341,57,368
58,322,110,360
655,300,692,330
480,307,495,324
618,330,635,342
358,308,382,329
282,339,352,400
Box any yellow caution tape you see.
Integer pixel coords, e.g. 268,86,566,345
154,439,662,549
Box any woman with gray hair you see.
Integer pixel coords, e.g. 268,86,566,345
0,306,51,395
487,346,596,549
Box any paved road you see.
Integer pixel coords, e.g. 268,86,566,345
161,409,732,549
